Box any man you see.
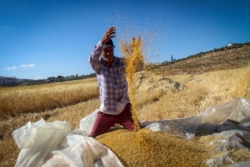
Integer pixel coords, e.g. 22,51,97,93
88,27,137,137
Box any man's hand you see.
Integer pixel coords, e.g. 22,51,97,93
101,27,116,44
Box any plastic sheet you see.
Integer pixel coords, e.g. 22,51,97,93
204,152,234,167
12,119,71,167
142,97,250,138
42,130,123,167
12,119,123,167
227,161,250,167
141,115,203,139
79,109,98,134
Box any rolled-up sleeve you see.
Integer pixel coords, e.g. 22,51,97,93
88,41,103,73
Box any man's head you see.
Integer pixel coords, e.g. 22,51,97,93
102,39,115,63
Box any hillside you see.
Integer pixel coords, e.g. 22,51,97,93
156,43,250,75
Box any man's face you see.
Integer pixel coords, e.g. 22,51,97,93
102,47,114,63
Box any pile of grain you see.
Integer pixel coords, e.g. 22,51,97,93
97,129,219,167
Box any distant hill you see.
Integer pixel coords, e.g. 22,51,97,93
0,76,34,86
154,42,250,75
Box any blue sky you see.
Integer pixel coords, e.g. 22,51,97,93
1,0,250,79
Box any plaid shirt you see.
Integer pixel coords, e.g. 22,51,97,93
89,41,130,115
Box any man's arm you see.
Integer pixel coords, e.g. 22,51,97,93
88,41,103,73
88,27,116,73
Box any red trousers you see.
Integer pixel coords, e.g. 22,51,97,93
90,103,135,137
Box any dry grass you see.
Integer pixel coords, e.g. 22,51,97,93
136,67,246,121
1,64,250,167
0,138,19,167
230,64,250,98
0,78,99,118
137,85,210,121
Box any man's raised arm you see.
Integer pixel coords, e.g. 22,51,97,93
88,27,116,73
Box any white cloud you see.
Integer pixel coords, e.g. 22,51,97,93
4,66,17,70
20,64,36,68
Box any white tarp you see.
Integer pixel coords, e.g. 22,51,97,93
12,97,250,167
12,119,71,167
42,130,124,167
12,119,123,167
79,109,98,134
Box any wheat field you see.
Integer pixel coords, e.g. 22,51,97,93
0,64,250,167
0,78,99,117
